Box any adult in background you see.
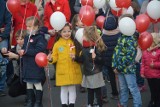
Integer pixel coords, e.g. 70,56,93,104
12,0,39,46
43,0,71,51
0,0,12,96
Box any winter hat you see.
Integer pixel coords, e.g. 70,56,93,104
103,15,118,30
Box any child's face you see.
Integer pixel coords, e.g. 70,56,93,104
61,26,71,40
26,20,38,33
16,37,24,47
76,17,84,28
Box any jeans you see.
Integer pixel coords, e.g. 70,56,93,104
0,39,8,91
118,73,142,107
101,66,108,98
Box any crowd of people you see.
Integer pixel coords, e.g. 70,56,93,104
0,0,160,107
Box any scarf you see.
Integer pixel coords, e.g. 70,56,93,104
82,40,96,48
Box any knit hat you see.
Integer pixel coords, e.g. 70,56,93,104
103,15,118,30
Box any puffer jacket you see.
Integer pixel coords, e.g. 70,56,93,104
141,48,160,78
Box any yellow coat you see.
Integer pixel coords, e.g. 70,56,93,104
51,38,82,86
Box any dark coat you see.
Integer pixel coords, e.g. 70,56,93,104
22,33,47,82
0,0,12,39
76,46,104,76
102,33,121,67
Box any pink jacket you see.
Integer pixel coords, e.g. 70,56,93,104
141,48,160,78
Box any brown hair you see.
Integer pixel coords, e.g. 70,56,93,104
71,14,79,31
15,29,26,39
55,23,73,42
84,26,106,52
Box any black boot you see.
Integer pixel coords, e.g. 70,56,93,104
69,103,74,107
62,104,68,107
34,90,43,107
26,89,35,107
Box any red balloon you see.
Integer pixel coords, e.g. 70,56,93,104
81,0,93,7
135,14,150,33
35,52,48,67
116,0,131,8
111,9,122,17
145,13,159,23
138,32,153,50
7,0,21,15
96,16,105,29
79,5,95,26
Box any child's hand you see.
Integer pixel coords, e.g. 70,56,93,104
48,29,56,35
4,51,19,59
92,51,96,59
1,48,7,54
18,50,24,56
113,69,119,74
47,53,53,62
141,74,145,78
70,53,75,60
150,61,154,68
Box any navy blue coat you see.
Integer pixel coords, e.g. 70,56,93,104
0,0,12,39
22,33,47,82
102,33,121,67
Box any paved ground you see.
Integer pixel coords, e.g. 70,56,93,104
0,65,150,107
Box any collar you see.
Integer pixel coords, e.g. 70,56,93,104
82,40,96,47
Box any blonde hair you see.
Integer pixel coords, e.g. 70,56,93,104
26,16,40,27
83,26,106,52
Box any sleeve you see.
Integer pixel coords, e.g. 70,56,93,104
25,36,47,56
63,0,71,22
1,4,12,39
152,50,160,69
74,0,81,13
50,43,58,63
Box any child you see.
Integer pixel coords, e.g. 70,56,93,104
4,29,27,104
75,26,106,107
141,33,160,107
102,14,120,100
71,14,86,93
112,14,142,107
48,23,82,107
19,16,47,107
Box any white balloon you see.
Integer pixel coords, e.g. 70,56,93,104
75,28,84,45
50,12,66,31
93,0,106,9
119,17,136,36
109,0,120,11
147,0,160,20
126,6,134,15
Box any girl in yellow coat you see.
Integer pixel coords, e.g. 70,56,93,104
48,23,82,107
